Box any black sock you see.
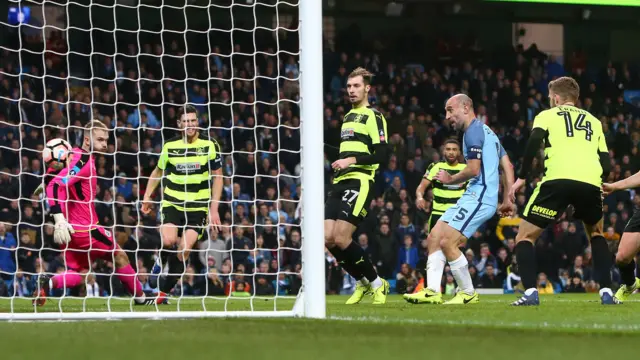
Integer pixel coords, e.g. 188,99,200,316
591,235,613,289
515,241,536,290
331,244,364,280
343,241,378,282
619,259,636,287
328,246,363,280
159,253,185,293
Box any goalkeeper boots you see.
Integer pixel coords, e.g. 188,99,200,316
371,279,390,305
444,290,479,305
135,291,169,306
345,282,372,305
32,274,51,307
614,278,640,303
403,288,444,304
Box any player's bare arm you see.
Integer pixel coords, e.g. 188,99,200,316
209,167,223,231
142,166,164,214
435,159,480,185
603,170,640,195
416,177,431,210
498,154,515,217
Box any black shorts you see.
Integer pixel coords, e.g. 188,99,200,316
522,179,602,228
428,213,442,232
161,206,208,238
324,178,374,226
624,210,640,233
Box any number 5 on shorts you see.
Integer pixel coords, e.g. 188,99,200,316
454,208,468,221
342,190,359,204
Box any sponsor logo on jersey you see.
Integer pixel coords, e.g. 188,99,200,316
176,162,202,172
340,128,355,139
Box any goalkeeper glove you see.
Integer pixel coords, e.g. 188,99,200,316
52,213,75,245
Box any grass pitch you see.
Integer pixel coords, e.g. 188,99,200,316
1,294,639,360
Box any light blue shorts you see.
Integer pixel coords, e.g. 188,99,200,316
440,197,497,239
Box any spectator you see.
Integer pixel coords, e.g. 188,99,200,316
537,273,555,295
397,235,419,272
0,223,16,286
479,264,502,288
566,275,586,293
396,263,417,294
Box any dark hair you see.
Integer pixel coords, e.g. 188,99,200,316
443,138,461,148
177,104,198,121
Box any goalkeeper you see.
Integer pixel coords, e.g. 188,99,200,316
142,105,223,294
35,120,165,306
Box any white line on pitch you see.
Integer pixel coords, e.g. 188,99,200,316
330,315,640,331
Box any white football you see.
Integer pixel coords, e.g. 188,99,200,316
43,138,72,166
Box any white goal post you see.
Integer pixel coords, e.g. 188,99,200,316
0,0,324,320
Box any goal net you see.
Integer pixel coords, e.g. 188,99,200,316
0,0,324,320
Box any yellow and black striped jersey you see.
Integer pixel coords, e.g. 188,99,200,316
533,105,606,187
333,106,388,184
425,161,467,215
157,135,222,212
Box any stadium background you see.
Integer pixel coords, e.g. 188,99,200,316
1,0,640,300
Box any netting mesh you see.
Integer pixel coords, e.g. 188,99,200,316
0,0,303,314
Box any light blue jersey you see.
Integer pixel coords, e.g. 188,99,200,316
461,119,505,207
441,119,506,238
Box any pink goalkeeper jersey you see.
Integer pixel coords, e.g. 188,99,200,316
45,147,100,231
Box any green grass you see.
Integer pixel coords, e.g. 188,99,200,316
1,294,640,360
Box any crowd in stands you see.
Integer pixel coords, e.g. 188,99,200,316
0,20,639,299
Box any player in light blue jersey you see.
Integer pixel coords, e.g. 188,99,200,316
404,94,514,305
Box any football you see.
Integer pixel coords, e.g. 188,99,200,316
42,138,72,167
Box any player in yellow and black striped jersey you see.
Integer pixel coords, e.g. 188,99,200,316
416,139,467,233
325,67,391,305
509,77,614,306
142,105,223,293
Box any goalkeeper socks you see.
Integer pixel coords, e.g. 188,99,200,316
591,235,613,289
160,254,186,293
449,253,474,295
619,259,636,287
328,246,363,280
515,241,537,290
115,264,144,298
51,271,83,289
343,241,378,283
426,250,446,293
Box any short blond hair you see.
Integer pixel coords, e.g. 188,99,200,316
348,67,374,85
84,119,108,138
548,77,580,103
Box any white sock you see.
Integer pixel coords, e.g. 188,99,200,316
370,276,383,289
524,288,537,296
426,250,446,293
449,253,474,295
134,297,146,304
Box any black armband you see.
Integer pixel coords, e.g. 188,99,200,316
517,127,546,179
355,144,390,166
